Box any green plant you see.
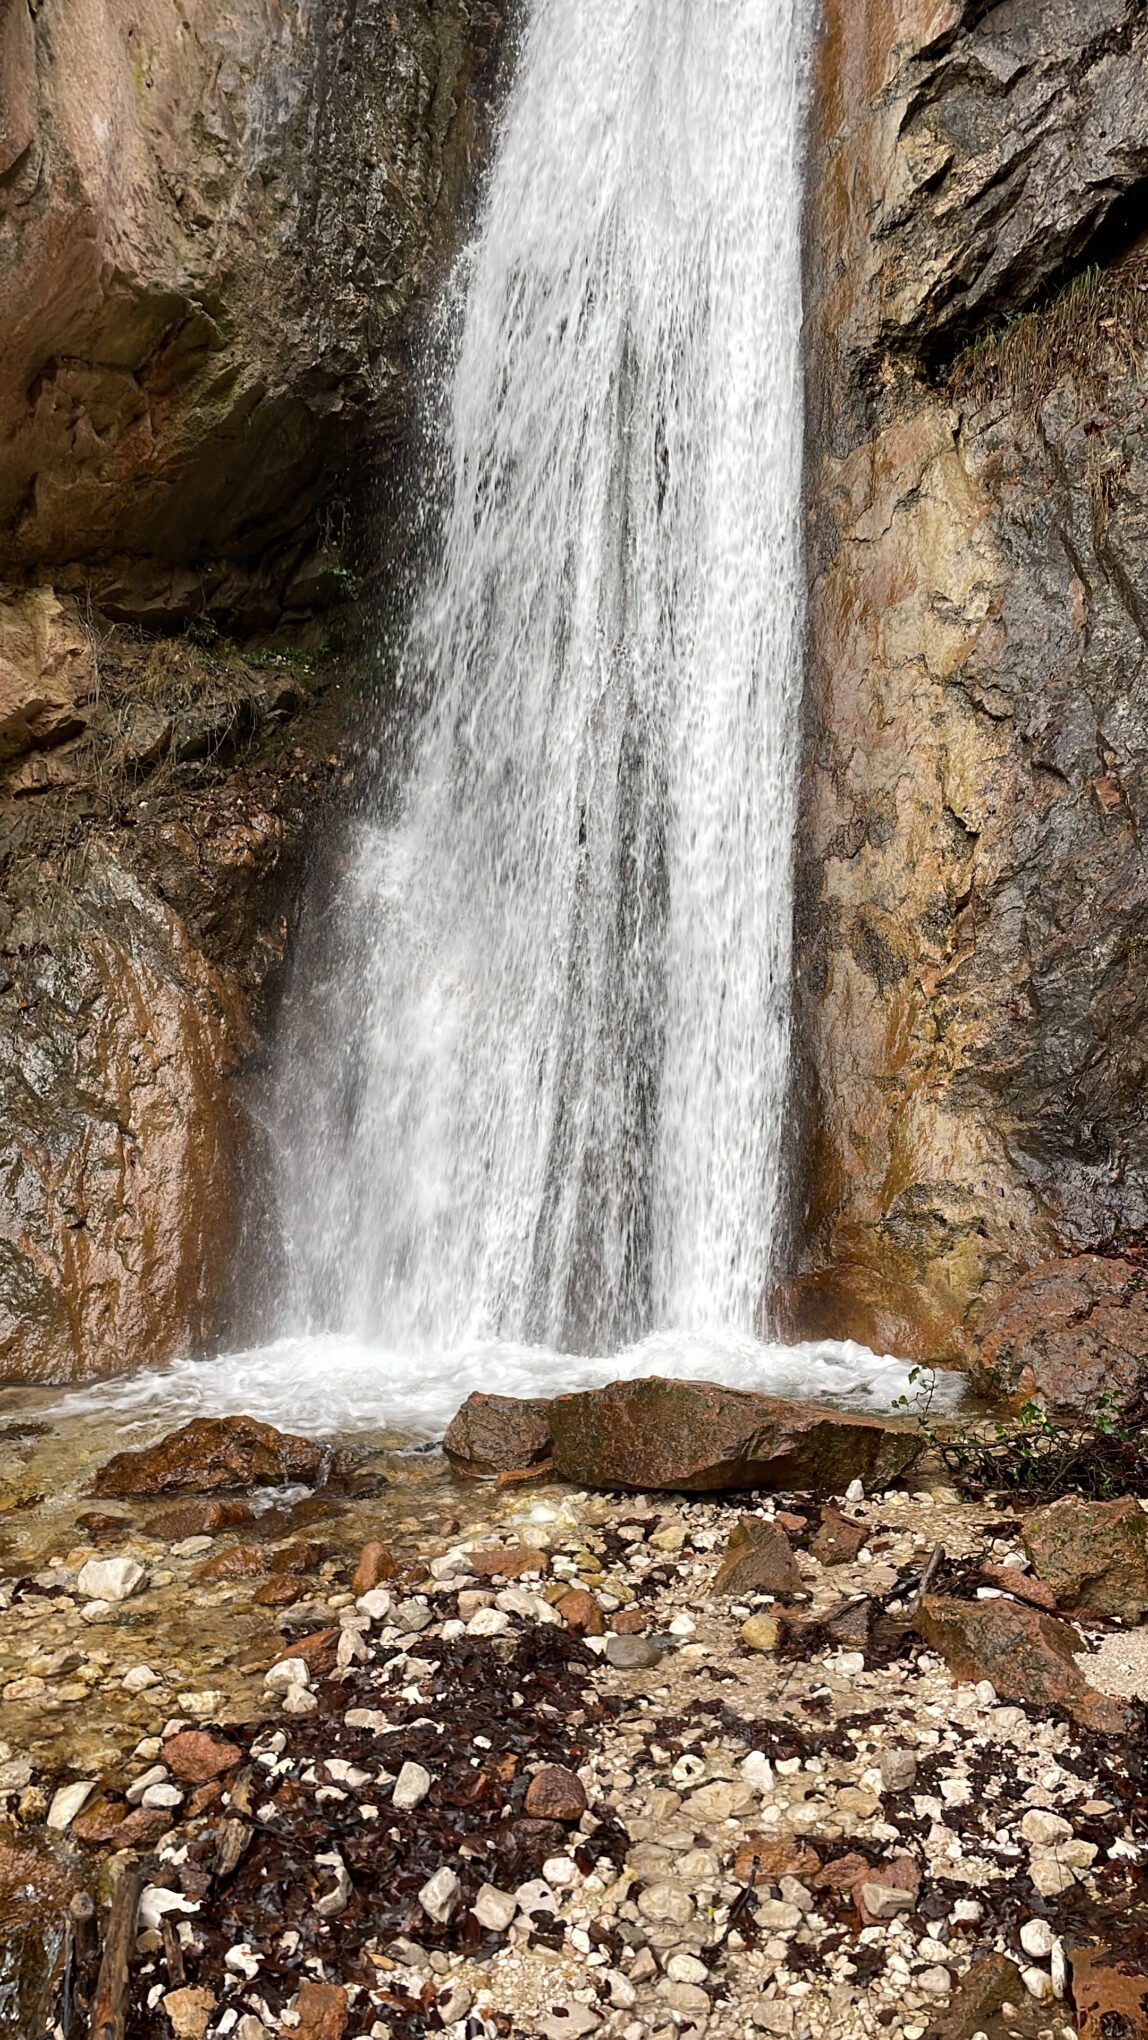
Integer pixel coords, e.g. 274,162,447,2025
903,1377,1148,1503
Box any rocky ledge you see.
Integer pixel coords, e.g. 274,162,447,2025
0,1405,1145,2040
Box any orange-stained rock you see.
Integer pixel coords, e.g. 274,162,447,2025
468,1545,549,1580
608,1608,647,1636
811,1508,867,1567
272,1628,340,1678
190,1543,268,1584
294,1981,348,2040
980,1566,1056,1613
1022,1496,1148,1624
91,1415,337,1498
142,1500,255,1542
973,1258,1148,1418
161,1730,243,1783
555,1588,606,1636
916,1595,1129,1736
352,1541,399,1595
253,1578,305,1608
548,1378,921,1494
523,1765,587,1822
0,588,92,761
733,1837,821,1884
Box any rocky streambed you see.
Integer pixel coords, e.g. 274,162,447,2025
0,1382,1145,2040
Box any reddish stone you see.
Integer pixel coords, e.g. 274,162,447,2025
555,1588,605,1636
812,1852,871,1893
272,1628,340,1678
74,1511,131,1538
90,1415,350,1499
70,1797,127,1844
185,1782,223,1819
1023,1495,1148,1622
776,1511,808,1532
713,1516,802,1597
733,1836,821,1883
294,1981,348,2040
190,1542,267,1583
112,1807,178,1849
1072,1944,1148,2039
523,1764,587,1821
547,1378,922,1493
469,1545,549,1580
496,1458,557,1487
253,1577,303,1607
352,1541,399,1595
162,1730,243,1784
811,1507,867,1566
142,1499,255,1541
444,1393,554,1478
270,1540,324,1576
981,1564,1057,1611
855,1853,920,1926
917,1594,1130,1735
608,1608,647,1635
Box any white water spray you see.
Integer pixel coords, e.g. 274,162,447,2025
274,0,813,1365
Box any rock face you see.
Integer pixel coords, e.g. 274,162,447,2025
791,0,1148,1389
546,1378,922,1494
0,0,504,623
0,6,505,1383
1022,1495,1148,1622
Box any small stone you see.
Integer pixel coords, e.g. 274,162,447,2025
845,1479,865,1502
637,1883,695,1925
469,1545,549,1579
76,1556,146,1603
665,1955,708,1985
658,1981,710,2016
649,1522,687,1553
1050,1938,1069,1999
162,1731,242,1783
352,1542,398,1596
514,1877,557,1917
162,1986,217,2040
1020,1966,1056,2003
314,1851,353,1918
543,1854,579,1887
122,1665,160,1693
393,1762,432,1811
282,1684,318,1715
714,1516,801,1597
879,1747,917,1794
357,1588,393,1621
126,1765,169,1805
740,1614,780,1653
2,1676,47,1700
538,2006,599,2040
556,1588,606,1635
466,1607,510,1637
1019,1810,1072,1847
472,1883,517,1932
264,1657,310,1690
525,1765,588,1821
605,1634,666,1670
740,1750,775,1794
859,1881,916,1920
142,1782,184,1811
293,1980,349,2040
1029,1853,1076,1898
917,1967,951,1997
419,1866,461,1923
394,1599,433,1634
604,1970,637,2010
47,1780,96,1830
1020,1919,1056,1959
437,1982,472,2025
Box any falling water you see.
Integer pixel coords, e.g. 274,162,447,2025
272,0,813,1374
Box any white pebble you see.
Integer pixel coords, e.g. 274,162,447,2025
393,1762,432,1811
264,1657,309,1691
1020,1919,1055,1959
467,1608,511,1637
420,1866,462,1923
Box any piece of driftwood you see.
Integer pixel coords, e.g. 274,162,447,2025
88,1866,142,2040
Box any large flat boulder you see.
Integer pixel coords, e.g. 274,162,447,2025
547,1378,922,1494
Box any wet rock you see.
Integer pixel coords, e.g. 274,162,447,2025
145,1493,255,1534
351,1541,399,1595
272,1629,340,1678
91,1415,343,1497
0,587,92,762
974,1258,1148,1416
443,1393,555,1477
810,1507,868,1566
547,1378,921,1492
524,1765,588,1822
916,1594,1130,1735
75,1555,145,1602
713,1515,802,1596
0,1842,78,2038
190,1542,268,1584
1023,1495,1148,1622
161,1732,243,1784
45,1779,96,1830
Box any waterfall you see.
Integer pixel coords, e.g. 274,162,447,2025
275,0,812,1361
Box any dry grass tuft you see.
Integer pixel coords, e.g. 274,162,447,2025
949,246,1148,416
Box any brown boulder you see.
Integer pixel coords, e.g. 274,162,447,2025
916,1595,1129,1736
980,1565,1056,1613
523,1765,587,1822
555,1589,606,1636
272,1628,340,1678
90,1415,339,1498
190,1543,268,1584
547,1378,922,1493
161,1731,243,1784
1022,1496,1148,1623
468,1545,549,1580
713,1516,802,1598
811,1507,868,1566
443,1393,554,1477
972,1257,1148,1417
